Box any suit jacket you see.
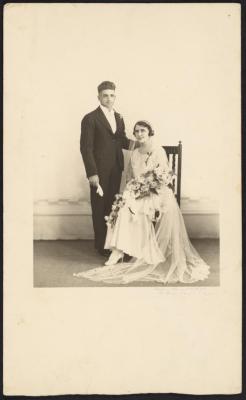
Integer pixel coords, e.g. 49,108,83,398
80,106,132,178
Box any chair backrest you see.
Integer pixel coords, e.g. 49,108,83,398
163,141,182,206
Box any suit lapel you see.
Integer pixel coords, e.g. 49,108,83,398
96,106,114,133
114,112,121,133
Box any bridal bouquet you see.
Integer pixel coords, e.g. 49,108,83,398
105,165,175,228
125,164,174,199
105,194,126,228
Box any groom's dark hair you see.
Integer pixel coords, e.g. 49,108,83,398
133,120,155,137
97,81,116,93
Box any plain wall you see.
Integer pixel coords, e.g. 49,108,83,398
18,3,238,206
5,3,241,239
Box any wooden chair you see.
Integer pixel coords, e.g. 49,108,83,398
163,141,182,206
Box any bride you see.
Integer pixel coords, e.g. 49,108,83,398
75,120,210,284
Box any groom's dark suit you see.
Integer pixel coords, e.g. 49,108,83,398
80,106,131,251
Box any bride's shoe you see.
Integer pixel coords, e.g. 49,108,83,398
104,249,124,266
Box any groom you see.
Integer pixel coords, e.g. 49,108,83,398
80,81,135,256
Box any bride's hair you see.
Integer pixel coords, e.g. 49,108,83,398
133,120,155,137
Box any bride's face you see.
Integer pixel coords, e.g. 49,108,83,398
134,125,150,144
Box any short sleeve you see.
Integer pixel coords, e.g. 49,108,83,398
125,149,137,182
155,147,170,170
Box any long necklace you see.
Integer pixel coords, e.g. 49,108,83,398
145,152,152,165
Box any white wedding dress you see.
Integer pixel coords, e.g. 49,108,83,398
74,147,210,284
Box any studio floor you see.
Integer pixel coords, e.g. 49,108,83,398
33,239,220,287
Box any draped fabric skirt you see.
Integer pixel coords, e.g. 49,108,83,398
74,187,210,284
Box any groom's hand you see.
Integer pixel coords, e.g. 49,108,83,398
88,175,99,187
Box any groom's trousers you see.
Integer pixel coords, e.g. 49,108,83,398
90,164,122,251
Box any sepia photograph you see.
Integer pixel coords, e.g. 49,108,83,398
32,5,220,288
4,2,241,395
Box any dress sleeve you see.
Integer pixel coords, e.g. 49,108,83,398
125,152,135,183
126,161,134,183
155,147,170,171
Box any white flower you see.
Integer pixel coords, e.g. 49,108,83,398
122,190,131,201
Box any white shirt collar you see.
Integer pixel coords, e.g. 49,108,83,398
100,104,115,114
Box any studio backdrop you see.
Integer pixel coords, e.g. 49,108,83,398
26,4,228,240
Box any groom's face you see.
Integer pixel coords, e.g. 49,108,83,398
98,89,116,111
